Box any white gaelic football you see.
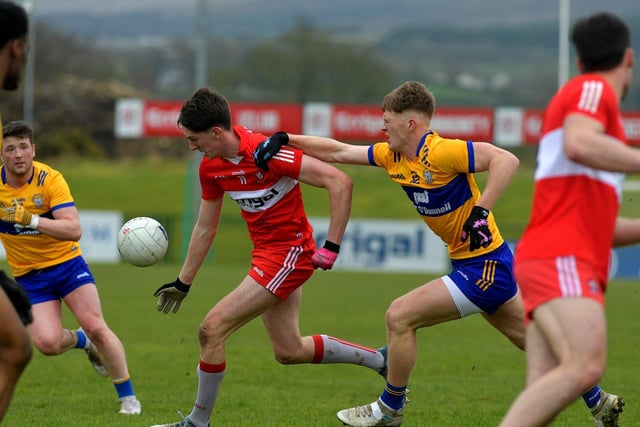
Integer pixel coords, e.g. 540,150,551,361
117,217,169,267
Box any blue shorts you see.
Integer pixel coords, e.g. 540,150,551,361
16,256,96,304
447,242,518,315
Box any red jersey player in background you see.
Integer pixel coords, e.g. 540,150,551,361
500,12,640,427
150,87,387,427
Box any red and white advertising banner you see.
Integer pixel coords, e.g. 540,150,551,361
302,103,386,141
522,109,544,145
331,104,386,141
302,103,493,142
493,107,524,146
142,101,182,137
115,99,640,145
430,108,493,142
233,102,303,135
115,99,302,138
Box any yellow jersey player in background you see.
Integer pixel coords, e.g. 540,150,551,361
0,120,142,415
254,80,622,427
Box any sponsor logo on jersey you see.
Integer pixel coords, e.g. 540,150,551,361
416,202,452,216
413,190,429,204
236,188,281,209
32,193,45,209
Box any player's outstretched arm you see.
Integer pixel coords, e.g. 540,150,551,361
288,134,369,165
299,155,353,270
153,198,222,313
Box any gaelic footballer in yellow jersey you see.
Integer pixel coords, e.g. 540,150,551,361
0,120,142,415
368,130,504,260
0,160,81,276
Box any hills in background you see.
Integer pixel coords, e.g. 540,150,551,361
37,0,640,40
3,0,639,158
21,0,640,112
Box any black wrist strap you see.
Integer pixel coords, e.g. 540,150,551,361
175,278,191,292
471,206,489,218
323,240,340,253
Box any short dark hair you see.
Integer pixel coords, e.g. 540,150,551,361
571,12,630,72
381,81,436,118
3,120,34,143
0,1,28,48
177,87,232,132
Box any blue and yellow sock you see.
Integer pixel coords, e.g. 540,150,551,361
74,329,88,349
583,385,602,409
113,376,135,399
380,383,407,411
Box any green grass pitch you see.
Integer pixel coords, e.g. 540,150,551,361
3,155,640,426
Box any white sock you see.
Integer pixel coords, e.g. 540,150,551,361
312,334,384,371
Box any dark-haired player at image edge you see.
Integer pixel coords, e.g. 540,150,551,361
0,120,141,415
253,80,624,427
149,87,387,427
500,11,639,427
0,1,32,422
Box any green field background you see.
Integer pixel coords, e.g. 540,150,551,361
3,151,640,426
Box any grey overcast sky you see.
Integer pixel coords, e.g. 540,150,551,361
33,0,199,14
27,0,640,41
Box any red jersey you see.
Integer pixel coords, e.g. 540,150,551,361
515,74,626,283
199,125,314,249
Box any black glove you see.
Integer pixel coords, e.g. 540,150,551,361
253,131,289,171
154,277,191,314
0,270,32,325
461,206,492,252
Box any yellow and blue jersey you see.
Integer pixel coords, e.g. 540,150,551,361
0,161,82,276
368,131,504,260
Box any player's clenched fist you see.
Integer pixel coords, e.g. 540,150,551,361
461,206,492,251
1,205,39,229
311,241,340,270
253,131,289,171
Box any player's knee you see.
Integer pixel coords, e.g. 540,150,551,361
34,336,62,356
197,318,226,346
579,360,605,389
385,298,412,333
561,356,605,392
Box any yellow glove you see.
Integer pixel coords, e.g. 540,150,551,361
1,206,39,229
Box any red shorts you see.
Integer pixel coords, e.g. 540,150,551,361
248,244,315,300
514,256,605,323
